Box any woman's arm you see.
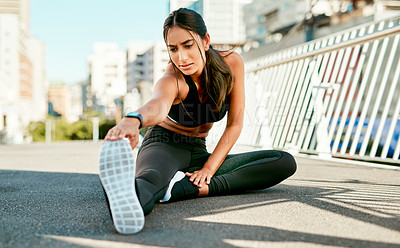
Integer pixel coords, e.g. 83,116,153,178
104,72,178,149
187,52,245,187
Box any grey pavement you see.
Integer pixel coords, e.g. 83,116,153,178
0,141,399,248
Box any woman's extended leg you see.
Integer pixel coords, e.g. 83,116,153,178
208,150,297,195
164,149,297,201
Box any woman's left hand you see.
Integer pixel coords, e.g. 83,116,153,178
186,168,214,188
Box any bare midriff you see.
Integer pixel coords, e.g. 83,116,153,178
158,117,214,138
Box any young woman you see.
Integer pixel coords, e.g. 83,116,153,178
100,8,297,234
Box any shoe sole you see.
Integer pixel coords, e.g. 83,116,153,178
99,139,144,234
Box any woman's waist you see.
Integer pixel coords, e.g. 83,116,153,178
143,124,207,146
158,118,213,138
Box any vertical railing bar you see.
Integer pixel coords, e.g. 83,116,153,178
256,64,281,148
324,50,345,135
393,118,400,159
255,68,274,145
323,33,351,129
246,71,259,145
290,59,312,146
298,41,329,150
254,68,270,146
264,65,284,144
332,45,362,153
327,46,353,143
276,59,306,147
340,44,369,154
269,64,289,147
370,33,400,157
271,64,293,147
309,51,332,151
277,61,301,147
280,42,322,147
381,58,400,159
272,63,295,147
285,60,307,143
243,71,255,145
349,24,384,155
392,121,400,160
295,60,318,149
264,66,280,122
301,55,326,150
320,36,339,117
286,58,319,145
359,35,391,156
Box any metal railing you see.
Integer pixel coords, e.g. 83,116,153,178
231,16,400,164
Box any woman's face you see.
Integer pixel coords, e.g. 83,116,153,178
166,26,210,78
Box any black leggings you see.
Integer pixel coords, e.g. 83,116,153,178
135,125,297,215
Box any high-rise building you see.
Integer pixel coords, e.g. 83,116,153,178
88,43,127,112
0,0,29,32
0,14,20,142
127,41,154,91
169,0,197,12
0,0,47,143
170,0,251,45
27,38,48,121
127,41,169,90
244,0,307,45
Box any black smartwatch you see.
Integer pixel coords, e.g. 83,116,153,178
125,112,143,129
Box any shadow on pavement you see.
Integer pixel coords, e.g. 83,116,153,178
0,170,399,248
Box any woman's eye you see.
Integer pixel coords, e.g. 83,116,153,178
185,44,193,48
169,48,177,52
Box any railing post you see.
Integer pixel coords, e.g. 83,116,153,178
92,117,99,143
45,120,52,143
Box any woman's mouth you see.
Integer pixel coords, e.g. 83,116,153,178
180,63,193,70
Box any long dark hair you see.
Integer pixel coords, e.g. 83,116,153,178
163,8,233,111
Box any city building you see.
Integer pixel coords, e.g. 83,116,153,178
169,0,251,46
88,43,127,114
241,0,399,60
127,41,154,91
169,0,197,11
48,81,83,122
48,81,69,118
27,37,48,122
127,41,169,91
0,0,47,143
244,0,307,45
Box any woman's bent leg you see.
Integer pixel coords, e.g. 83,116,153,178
135,142,191,215
209,150,297,196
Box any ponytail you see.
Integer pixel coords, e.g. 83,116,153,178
203,45,233,111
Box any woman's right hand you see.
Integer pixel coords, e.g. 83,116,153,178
104,117,141,149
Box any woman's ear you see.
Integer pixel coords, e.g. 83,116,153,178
204,33,211,51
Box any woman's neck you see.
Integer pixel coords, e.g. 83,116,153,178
191,69,205,85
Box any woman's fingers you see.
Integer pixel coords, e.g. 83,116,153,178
187,171,211,188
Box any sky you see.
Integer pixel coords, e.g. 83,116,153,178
31,0,170,84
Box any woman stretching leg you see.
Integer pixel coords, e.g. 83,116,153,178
100,8,296,234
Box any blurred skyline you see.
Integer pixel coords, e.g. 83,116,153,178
31,0,170,85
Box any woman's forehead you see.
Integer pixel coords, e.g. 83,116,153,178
166,26,199,44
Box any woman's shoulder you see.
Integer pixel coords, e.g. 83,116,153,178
219,50,244,71
158,63,184,84
154,63,187,96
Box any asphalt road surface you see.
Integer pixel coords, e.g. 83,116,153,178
1,141,399,248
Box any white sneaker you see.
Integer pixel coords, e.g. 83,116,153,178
99,139,144,234
160,171,186,202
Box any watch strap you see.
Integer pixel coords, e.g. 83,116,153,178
125,112,143,129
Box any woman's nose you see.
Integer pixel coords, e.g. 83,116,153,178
178,50,187,61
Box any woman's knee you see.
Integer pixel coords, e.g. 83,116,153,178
279,151,297,177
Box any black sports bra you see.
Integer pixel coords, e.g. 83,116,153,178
167,75,228,127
